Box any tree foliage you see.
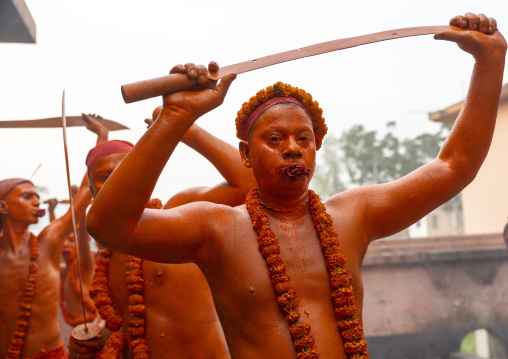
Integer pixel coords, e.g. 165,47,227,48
312,122,450,198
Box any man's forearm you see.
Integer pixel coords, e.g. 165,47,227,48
438,49,505,179
182,124,251,189
87,107,195,245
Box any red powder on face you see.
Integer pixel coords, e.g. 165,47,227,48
278,165,311,178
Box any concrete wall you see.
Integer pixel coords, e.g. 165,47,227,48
362,235,508,358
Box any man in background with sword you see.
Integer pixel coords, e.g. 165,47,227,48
0,116,108,359
88,13,506,358
68,106,256,359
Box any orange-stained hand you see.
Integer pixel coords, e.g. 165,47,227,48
144,118,154,128
68,333,104,359
82,113,110,142
70,184,79,198
44,198,59,211
162,61,236,120
435,13,506,60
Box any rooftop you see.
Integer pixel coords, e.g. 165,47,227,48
429,83,508,123
364,233,508,266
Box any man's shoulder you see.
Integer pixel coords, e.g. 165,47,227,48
323,186,372,216
37,217,69,245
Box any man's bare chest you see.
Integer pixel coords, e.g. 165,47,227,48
0,251,30,298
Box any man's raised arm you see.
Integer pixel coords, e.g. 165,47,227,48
334,13,507,241
87,64,236,257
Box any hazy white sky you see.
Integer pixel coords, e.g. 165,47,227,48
1,0,507,204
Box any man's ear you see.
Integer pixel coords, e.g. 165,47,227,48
239,141,251,168
0,200,8,215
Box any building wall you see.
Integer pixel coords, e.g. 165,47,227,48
461,99,508,235
362,235,508,358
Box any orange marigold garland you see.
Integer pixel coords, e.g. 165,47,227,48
245,188,369,358
90,198,161,358
90,248,123,331
307,190,369,358
6,233,39,359
235,82,327,150
60,260,98,326
126,256,148,358
97,332,126,359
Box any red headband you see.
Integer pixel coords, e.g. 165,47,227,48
86,140,134,178
244,97,310,137
0,178,32,200
0,178,32,231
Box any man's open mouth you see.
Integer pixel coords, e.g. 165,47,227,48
35,209,46,218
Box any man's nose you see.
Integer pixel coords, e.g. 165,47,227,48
283,137,302,159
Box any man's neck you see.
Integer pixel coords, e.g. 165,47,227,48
0,221,31,252
257,188,309,217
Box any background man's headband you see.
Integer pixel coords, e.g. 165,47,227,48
86,140,134,178
0,178,32,200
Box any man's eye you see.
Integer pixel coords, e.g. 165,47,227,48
269,137,280,141
24,195,30,200
299,136,310,141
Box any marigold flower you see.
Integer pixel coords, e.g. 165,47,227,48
261,244,281,257
128,326,145,337
341,326,365,341
344,339,368,354
126,275,144,286
128,317,145,327
276,290,298,307
268,263,287,276
290,323,311,339
335,305,357,318
294,336,316,351
274,281,292,295
337,317,361,331
271,272,290,284
330,273,351,289
297,348,319,358
128,284,143,293
129,294,144,305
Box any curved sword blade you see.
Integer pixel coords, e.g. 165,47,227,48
0,116,129,130
61,91,102,340
212,25,450,79
121,25,450,103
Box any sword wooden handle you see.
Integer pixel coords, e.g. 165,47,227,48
121,73,198,103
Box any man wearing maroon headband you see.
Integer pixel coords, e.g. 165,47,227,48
88,14,506,359
0,117,108,359
69,112,255,358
